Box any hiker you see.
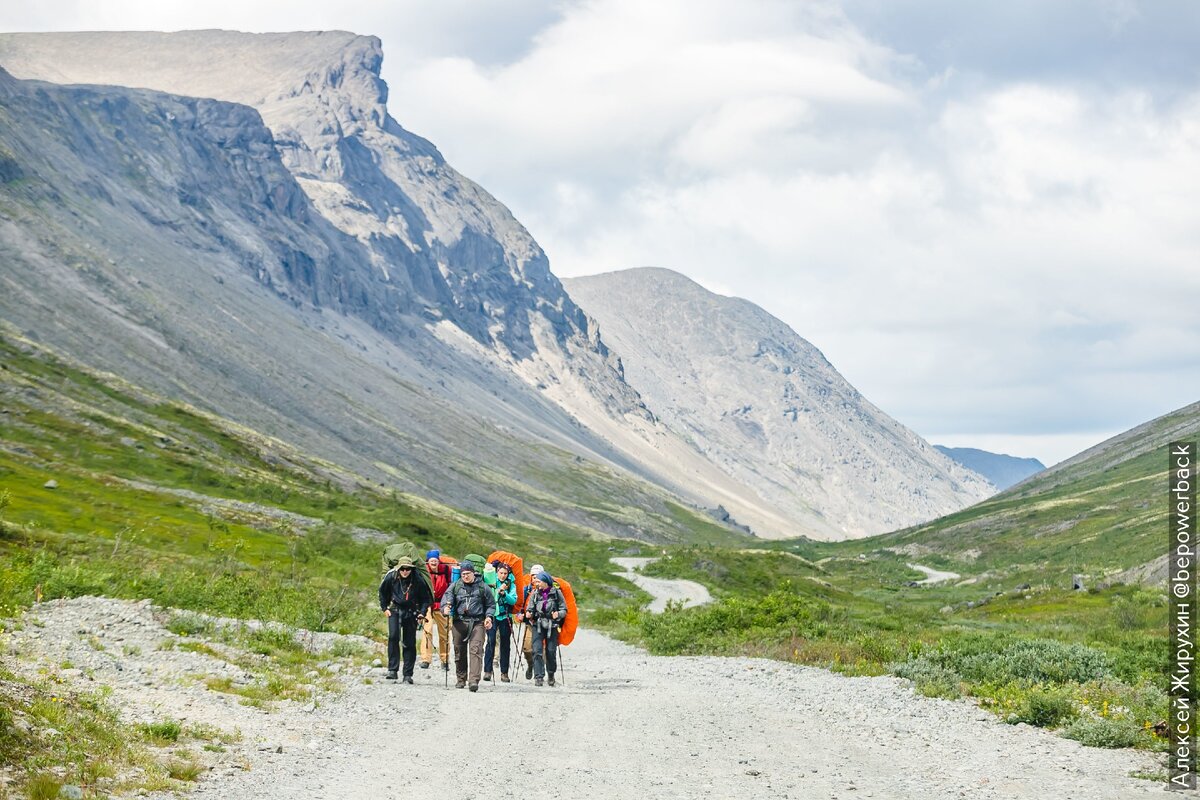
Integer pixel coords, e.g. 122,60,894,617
483,561,518,683
440,560,496,692
378,556,433,683
524,570,566,687
421,550,452,672
515,563,545,679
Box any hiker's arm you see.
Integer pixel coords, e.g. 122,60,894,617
378,575,390,612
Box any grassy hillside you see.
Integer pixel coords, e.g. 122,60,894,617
602,404,1196,765
0,329,678,631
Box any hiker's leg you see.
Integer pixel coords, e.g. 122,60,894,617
498,618,511,675
483,624,497,673
424,614,439,662
386,610,401,674
531,625,547,680
451,619,469,682
401,615,418,678
467,623,485,686
435,609,450,666
522,623,533,660
545,628,559,677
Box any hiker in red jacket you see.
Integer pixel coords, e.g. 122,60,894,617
420,549,452,672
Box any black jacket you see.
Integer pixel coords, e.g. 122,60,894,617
378,569,433,616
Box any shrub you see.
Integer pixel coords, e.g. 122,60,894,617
1011,688,1077,728
892,658,963,699
165,611,213,637
1061,714,1141,748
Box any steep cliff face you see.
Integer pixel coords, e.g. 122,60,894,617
0,31,637,413
565,268,996,538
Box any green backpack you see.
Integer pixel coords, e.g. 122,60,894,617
381,542,433,595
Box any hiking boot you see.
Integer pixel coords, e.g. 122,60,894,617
468,683,479,693
483,672,492,682
456,680,466,689
548,675,556,687
419,662,430,670
525,664,533,680
386,671,398,680
500,674,510,683
403,676,414,685
534,678,544,687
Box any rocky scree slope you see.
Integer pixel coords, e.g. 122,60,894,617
565,268,995,538
0,65,715,540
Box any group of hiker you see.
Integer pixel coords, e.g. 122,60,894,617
377,549,572,692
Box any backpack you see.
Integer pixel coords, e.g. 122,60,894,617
380,542,433,595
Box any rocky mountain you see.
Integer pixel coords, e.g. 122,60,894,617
0,31,992,540
564,268,995,538
933,446,1044,490
0,31,799,539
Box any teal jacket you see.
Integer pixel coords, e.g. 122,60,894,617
494,576,518,620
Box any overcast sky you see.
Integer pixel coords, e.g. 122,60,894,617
4,1,1198,466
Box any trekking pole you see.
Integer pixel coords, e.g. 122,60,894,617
557,629,566,687
444,613,451,690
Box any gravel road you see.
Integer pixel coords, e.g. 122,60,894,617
4,597,1163,800
611,556,712,613
907,563,962,585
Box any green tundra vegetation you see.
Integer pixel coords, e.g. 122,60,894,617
0,330,1187,794
610,401,1198,755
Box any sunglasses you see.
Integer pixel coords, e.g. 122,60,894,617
398,566,413,571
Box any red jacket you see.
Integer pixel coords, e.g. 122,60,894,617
430,564,451,609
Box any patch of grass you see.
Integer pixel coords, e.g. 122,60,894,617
137,719,182,745
24,774,62,800
166,758,202,781
0,664,169,797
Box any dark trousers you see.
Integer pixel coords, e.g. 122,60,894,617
387,610,419,677
484,617,512,675
531,620,559,679
451,617,487,684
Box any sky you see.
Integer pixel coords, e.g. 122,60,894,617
3,0,1198,466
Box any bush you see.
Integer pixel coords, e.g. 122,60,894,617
1011,689,1077,728
892,658,963,699
914,637,1112,686
165,611,213,637
1061,714,1141,748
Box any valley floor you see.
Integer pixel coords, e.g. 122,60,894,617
4,598,1161,800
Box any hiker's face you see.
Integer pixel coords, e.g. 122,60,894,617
462,570,476,583
427,558,440,570
398,567,413,576
497,566,509,580
535,578,548,590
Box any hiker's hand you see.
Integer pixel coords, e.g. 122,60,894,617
551,611,559,620
383,609,391,617
484,618,493,630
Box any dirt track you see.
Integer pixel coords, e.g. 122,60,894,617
3,596,1165,800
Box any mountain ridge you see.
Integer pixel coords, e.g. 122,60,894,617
564,267,995,538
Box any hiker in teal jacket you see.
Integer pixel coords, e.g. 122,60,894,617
483,561,518,683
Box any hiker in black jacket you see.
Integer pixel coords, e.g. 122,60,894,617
378,556,433,683
440,560,495,692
